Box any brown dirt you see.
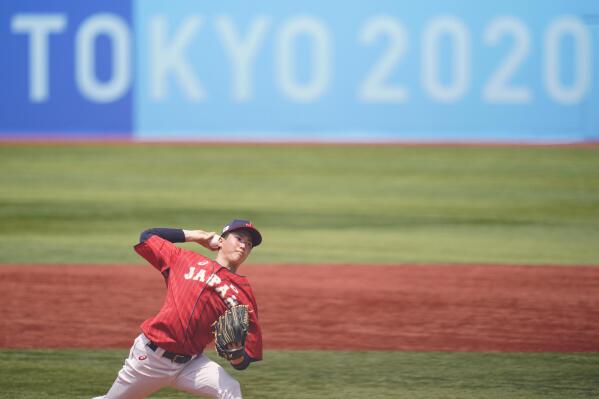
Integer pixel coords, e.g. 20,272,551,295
1,264,598,352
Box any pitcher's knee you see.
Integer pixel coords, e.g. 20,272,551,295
218,379,242,399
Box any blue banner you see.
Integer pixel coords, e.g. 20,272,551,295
1,1,598,142
0,0,132,137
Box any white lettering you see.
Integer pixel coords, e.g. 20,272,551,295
276,16,332,102
11,13,67,102
422,16,470,102
358,16,409,102
183,267,196,280
215,16,270,102
215,284,230,298
225,296,239,307
150,15,205,101
76,14,131,103
206,273,222,287
483,17,532,104
192,269,206,282
544,16,591,104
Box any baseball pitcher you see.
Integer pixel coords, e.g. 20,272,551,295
93,219,263,399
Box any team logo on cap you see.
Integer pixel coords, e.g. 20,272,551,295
223,226,230,232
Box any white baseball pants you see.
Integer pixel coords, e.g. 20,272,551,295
93,333,242,399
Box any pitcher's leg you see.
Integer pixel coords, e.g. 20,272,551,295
172,354,242,399
94,335,173,399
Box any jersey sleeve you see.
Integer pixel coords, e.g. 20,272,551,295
134,235,183,274
233,282,263,362
219,271,263,362
244,303,263,362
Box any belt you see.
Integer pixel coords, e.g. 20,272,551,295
146,341,193,364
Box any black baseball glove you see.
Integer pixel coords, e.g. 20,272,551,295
213,305,250,360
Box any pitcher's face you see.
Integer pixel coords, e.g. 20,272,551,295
219,230,253,267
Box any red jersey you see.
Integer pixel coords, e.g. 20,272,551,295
134,235,263,360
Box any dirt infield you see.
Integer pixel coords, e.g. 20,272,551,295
1,264,598,352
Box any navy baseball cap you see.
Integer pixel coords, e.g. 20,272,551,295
221,219,262,247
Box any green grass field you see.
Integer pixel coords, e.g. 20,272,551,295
0,350,597,399
1,144,598,265
1,143,598,398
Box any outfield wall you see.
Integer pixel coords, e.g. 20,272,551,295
1,0,599,142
